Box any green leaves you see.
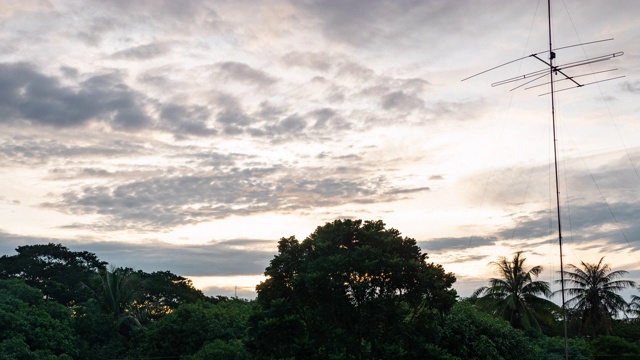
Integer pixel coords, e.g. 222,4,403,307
474,251,557,331
0,279,79,359
0,243,106,306
252,219,457,359
135,299,254,359
558,257,635,336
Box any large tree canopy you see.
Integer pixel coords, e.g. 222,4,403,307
250,219,457,359
0,243,106,306
0,279,79,359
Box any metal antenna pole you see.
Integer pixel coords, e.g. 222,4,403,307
462,8,624,358
547,0,569,359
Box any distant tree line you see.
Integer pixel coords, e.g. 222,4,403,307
1,219,640,359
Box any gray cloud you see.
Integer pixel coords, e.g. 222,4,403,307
495,201,640,252
419,236,497,252
309,108,336,128
620,80,640,94
160,103,216,137
44,163,425,231
335,61,375,80
216,62,277,87
0,63,151,130
0,135,147,166
112,42,171,60
75,1,222,44
266,115,307,135
296,0,403,47
381,91,424,111
0,231,276,278
294,1,484,49
76,16,122,46
385,187,430,195
282,51,333,71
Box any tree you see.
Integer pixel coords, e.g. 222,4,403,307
82,267,143,337
130,270,206,324
473,251,558,330
134,298,254,359
249,219,457,359
188,339,251,360
0,279,79,359
627,286,640,321
0,243,106,306
557,257,635,336
440,301,543,360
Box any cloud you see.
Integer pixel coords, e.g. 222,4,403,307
294,0,489,51
295,0,410,47
74,0,222,44
42,161,429,231
76,16,122,45
385,187,430,195
309,108,336,129
419,236,497,252
381,91,424,111
0,135,147,166
160,103,216,137
494,200,640,252
0,231,276,277
282,51,333,71
215,61,277,87
0,63,151,130
112,42,171,60
266,115,307,135
620,80,640,94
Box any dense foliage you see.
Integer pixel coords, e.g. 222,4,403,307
473,251,558,330
250,219,457,359
0,222,639,359
558,257,636,336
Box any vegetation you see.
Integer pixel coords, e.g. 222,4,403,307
0,221,639,358
558,257,635,336
250,219,457,359
473,251,558,331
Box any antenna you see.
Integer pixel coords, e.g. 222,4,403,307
462,2,625,359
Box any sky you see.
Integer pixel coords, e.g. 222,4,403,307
1,0,639,300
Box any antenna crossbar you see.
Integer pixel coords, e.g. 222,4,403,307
537,75,626,96
524,68,619,90
490,51,623,88
461,38,616,82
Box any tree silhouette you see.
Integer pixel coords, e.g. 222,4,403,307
250,219,457,359
557,257,635,336
82,267,143,336
0,243,106,306
473,251,557,330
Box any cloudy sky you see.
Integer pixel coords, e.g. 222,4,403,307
1,0,639,299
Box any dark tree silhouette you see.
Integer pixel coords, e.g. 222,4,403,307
557,257,635,336
250,219,457,359
0,243,106,306
473,251,557,330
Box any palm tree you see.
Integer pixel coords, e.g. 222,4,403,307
557,257,635,336
82,267,143,335
97,267,140,321
628,288,640,320
473,251,557,330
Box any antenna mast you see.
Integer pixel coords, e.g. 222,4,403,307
546,1,569,358
462,2,625,359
